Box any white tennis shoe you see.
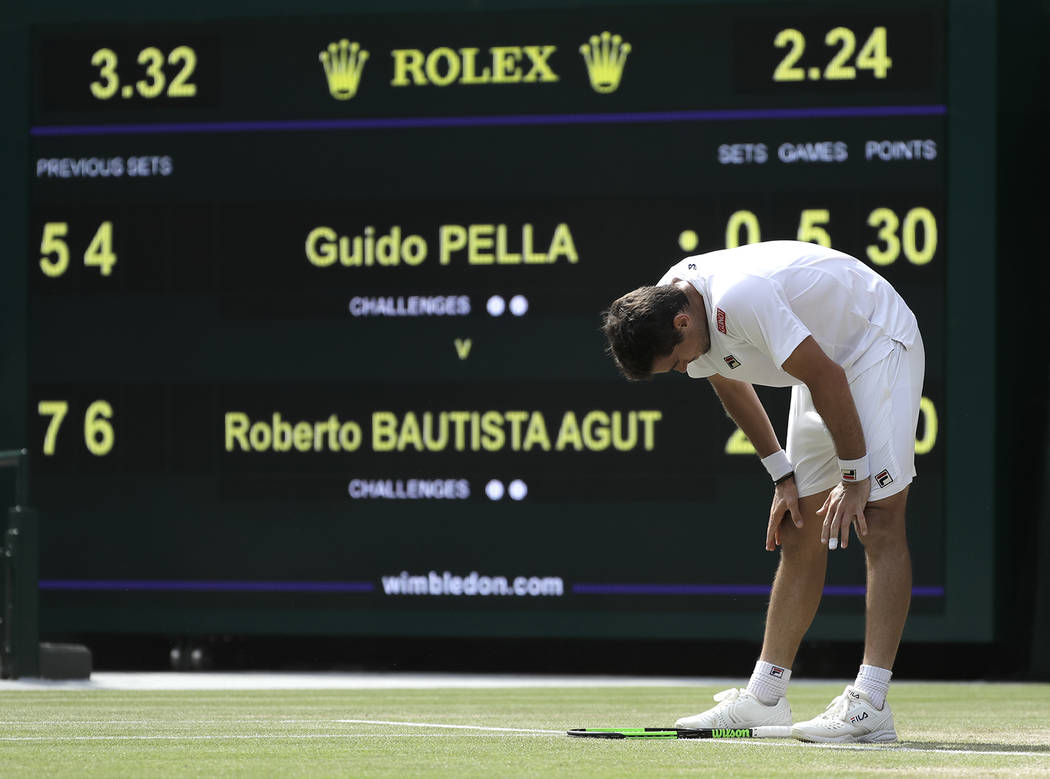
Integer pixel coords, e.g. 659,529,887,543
791,686,897,743
674,688,792,729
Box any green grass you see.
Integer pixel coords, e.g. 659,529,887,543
1,683,1049,776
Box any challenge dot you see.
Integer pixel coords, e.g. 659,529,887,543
486,295,506,317
509,295,529,316
678,230,699,252
485,479,505,500
508,479,528,501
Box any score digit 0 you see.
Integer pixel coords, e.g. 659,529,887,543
39,221,117,277
725,396,939,456
720,208,938,266
723,209,836,248
37,399,116,456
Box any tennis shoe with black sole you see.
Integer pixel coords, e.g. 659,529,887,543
791,685,897,743
674,688,791,729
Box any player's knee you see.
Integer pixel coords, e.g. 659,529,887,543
857,505,908,553
779,516,825,558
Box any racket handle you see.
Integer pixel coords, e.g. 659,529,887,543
753,726,793,738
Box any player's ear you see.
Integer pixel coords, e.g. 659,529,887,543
673,312,690,329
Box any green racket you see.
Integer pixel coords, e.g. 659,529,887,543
567,726,792,739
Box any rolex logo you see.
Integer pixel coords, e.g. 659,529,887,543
319,39,370,100
579,31,632,94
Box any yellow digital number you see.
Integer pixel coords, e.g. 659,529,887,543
772,29,806,81
797,209,832,246
856,27,892,79
866,208,900,266
727,397,937,457
915,396,937,454
38,400,115,456
38,401,70,456
39,222,117,277
823,27,857,80
725,428,756,455
136,46,167,98
167,46,198,97
90,48,119,99
901,208,937,265
773,26,892,82
91,45,198,101
725,210,761,248
84,400,116,456
39,222,70,277
84,221,118,276
866,207,937,265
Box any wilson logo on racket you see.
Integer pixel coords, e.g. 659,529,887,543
712,729,752,738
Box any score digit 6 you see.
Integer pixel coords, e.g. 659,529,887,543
37,399,116,457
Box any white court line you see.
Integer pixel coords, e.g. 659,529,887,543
0,733,550,742
0,671,730,691
1,717,1046,757
711,739,1050,758
338,719,1050,758
337,718,565,734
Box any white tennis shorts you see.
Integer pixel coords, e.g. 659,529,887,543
786,337,925,502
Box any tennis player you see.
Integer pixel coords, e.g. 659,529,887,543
601,240,924,743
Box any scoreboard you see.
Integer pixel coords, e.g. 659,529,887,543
4,0,997,642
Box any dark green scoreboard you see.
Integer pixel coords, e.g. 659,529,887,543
4,0,996,641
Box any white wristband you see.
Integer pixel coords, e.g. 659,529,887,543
761,450,793,482
838,456,870,484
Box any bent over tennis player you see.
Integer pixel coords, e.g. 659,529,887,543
602,240,924,743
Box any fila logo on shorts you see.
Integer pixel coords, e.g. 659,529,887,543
769,665,785,678
724,354,741,369
875,469,894,488
716,307,727,333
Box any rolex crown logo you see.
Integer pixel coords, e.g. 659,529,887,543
579,31,632,94
319,39,370,100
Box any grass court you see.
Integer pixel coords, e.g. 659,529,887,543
2,680,1049,776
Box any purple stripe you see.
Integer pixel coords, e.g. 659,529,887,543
39,579,374,593
30,104,947,138
573,583,944,597
39,579,943,597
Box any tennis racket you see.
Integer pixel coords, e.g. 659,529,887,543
567,726,792,739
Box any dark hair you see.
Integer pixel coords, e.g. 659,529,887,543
601,285,688,380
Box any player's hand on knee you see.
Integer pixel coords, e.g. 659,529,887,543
766,476,802,551
816,481,870,550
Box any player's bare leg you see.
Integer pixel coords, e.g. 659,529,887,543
759,488,831,667
792,486,910,743
858,486,911,669
674,489,830,730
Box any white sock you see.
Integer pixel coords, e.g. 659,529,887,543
745,660,791,705
854,664,892,710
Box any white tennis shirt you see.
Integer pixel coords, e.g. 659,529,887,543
657,241,919,387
